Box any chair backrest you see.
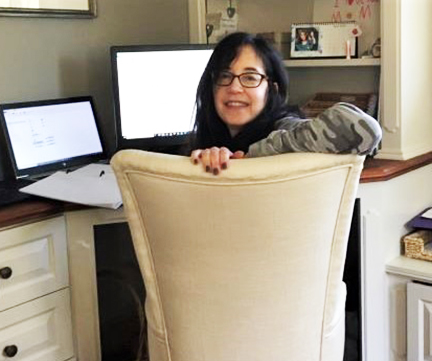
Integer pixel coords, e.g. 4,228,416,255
111,150,364,361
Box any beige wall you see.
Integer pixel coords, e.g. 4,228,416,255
238,0,314,34
0,0,189,179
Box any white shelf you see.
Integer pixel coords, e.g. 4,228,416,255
386,256,432,282
283,58,381,68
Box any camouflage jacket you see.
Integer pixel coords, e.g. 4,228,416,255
247,102,382,157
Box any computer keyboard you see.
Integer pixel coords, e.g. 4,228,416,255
0,179,35,207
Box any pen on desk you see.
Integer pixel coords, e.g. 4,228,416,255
99,170,105,177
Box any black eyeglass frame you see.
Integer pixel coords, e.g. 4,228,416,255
214,71,269,88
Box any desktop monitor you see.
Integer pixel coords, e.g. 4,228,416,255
111,44,214,152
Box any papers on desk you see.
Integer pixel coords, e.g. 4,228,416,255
20,164,122,209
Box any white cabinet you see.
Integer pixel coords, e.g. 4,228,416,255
386,256,432,361
0,217,69,311
0,289,74,361
0,216,74,361
407,282,432,361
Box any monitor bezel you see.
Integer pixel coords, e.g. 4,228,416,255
110,43,214,153
0,96,107,180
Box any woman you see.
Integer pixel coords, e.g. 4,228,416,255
190,32,382,175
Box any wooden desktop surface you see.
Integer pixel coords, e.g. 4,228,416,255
0,198,87,229
1,151,432,229
361,151,432,183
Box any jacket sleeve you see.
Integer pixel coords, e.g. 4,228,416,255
247,102,382,157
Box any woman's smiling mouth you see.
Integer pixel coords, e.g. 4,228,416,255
225,101,248,107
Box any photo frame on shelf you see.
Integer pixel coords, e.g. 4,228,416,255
0,0,97,18
290,22,360,59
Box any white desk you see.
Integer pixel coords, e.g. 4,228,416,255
66,207,126,361
2,152,432,361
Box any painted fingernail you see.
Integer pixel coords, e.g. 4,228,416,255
205,166,210,172
213,168,219,175
193,159,198,165
221,163,227,170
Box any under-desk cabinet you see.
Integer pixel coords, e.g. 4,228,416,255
0,216,74,361
407,281,432,361
387,256,432,361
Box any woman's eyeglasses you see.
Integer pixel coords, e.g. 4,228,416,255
214,71,268,88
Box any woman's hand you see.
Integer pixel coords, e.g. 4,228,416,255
191,147,246,175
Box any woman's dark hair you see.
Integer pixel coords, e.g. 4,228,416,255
190,31,291,153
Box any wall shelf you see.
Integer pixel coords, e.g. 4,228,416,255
283,58,381,68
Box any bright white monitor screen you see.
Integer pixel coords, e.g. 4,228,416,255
112,45,213,149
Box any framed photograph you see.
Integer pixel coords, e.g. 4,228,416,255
290,22,360,59
0,0,97,18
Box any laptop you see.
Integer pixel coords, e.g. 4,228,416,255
0,96,107,206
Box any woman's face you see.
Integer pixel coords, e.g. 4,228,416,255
213,45,269,137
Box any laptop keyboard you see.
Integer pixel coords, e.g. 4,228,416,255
0,179,35,207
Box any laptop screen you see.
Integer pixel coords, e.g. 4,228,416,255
0,96,106,179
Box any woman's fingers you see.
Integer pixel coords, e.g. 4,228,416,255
191,147,239,175
200,148,212,172
219,147,232,170
209,147,221,175
190,149,202,165
231,150,245,159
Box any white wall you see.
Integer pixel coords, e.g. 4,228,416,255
379,0,432,160
0,0,189,179
400,0,432,158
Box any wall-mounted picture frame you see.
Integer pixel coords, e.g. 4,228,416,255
290,22,360,59
0,0,97,18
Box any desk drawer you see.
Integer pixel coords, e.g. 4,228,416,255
0,288,74,361
0,216,69,311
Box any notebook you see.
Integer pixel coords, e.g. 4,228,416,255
0,96,107,206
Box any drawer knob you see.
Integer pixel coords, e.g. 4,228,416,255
0,267,12,279
3,345,18,357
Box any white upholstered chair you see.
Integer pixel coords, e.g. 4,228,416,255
111,150,364,361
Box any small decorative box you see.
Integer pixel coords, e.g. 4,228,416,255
403,230,432,261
